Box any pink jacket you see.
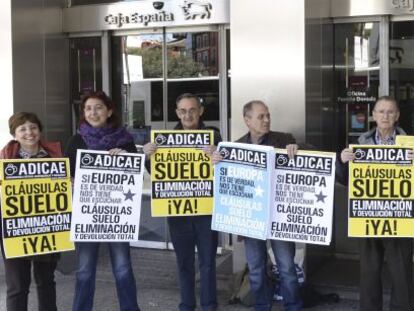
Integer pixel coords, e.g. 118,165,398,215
0,139,62,159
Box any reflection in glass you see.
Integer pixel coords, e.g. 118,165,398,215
111,35,164,129
69,37,102,127
166,32,219,78
123,35,163,80
151,81,163,122
390,21,414,133
334,22,380,148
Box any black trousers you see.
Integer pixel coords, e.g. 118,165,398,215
4,257,57,311
359,238,413,311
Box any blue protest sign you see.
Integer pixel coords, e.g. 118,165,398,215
212,142,274,240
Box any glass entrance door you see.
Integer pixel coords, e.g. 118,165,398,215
110,27,228,249
331,21,383,256
111,28,222,132
112,32,165,248
330,19,414,256
334,19,414,151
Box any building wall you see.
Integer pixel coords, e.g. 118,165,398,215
230,0,306,142
229,0,306,272
0,1,14,146
12,0,70,145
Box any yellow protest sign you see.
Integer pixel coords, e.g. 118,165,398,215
0,159,74,258
151,130,214,216
348,145,414,237
396,135,414,147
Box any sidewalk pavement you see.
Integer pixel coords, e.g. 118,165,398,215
0,247,358,310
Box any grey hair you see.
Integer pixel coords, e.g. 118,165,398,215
243,100,267,117
176,93,201,107
374,96,400,112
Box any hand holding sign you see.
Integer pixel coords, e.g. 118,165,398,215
341,148,356,163
143,142,157,156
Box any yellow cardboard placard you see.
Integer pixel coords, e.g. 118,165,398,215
396,135,414,148
151,130,214,216
348,145,414,237
0,158,74,258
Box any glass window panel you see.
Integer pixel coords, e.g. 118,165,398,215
150,81,163,122
111,35,163,129
334,22,380,149
69,37,102,127
166,32,219,78
390,21,414,134
124,35,163,80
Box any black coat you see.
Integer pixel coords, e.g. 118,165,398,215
236,130,296,148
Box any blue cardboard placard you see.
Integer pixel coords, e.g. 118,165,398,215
212,142,274,240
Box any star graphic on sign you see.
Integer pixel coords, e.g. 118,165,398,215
255,185,264,197
315,191,327,203
123,189,136,201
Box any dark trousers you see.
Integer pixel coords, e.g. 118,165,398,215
168,215,218,311
359,238,413,311
4,257,57,311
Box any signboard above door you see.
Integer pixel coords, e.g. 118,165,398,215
63,0,230,32
331,0,414,17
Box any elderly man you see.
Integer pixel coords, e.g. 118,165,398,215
214,100,302,311
340,96,413,311
144,93,220,311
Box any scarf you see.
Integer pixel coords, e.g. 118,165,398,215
78,122,134,150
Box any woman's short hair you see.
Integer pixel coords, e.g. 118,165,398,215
9,112,43,135
80,91,120,128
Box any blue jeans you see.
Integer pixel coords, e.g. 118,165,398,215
244,237,302,311
72,242,140,311
168,216,218,311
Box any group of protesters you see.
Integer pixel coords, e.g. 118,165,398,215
0,90,411,311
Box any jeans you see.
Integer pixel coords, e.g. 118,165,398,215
244,237,302,311
72,242,140,311
4,257,57,311
168,215,218,311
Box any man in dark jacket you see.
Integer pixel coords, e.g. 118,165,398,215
340,96,413,311
144,93,220,311
229,100,302,311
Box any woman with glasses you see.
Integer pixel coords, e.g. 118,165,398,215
65,91,140,311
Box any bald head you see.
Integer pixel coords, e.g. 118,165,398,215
243,100,268,118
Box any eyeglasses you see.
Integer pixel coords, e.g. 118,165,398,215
177,108,199,116
374,109,398,116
